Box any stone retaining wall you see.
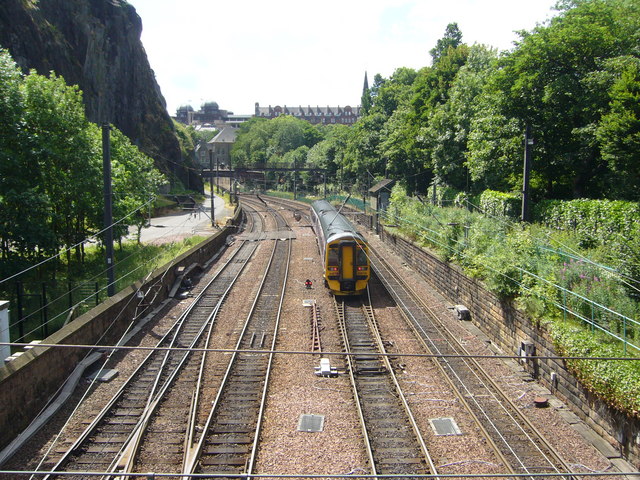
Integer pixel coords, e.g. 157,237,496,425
0,208,242,451
348,210,640,467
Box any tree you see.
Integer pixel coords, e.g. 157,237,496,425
1,49,167,268
343,113,387,190
466,89,523,192
22,71,102,262
596,57,640,199
412,44,469,124
110,128,166,244
423,45,498,192
430,22,463,65
379,105,430,195
492,0,640,199
0,50,57,262
231,117,272,167
370,67,417,117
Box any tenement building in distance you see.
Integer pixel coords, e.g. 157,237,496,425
254,103,361,125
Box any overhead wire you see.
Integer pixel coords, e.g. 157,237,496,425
2,201,208,342
4,197,638,478
348,198,639,351
27,241,182,478
0,196,157,286
2,341,638,362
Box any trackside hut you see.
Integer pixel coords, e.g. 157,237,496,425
368,179,394,213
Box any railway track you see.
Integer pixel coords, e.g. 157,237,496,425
184,206,291,476
369,245,574,479
40,206,266,479
29,194,582,478
261,195,577,477
335,293,436,479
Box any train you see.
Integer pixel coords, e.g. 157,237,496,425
310,200,370,295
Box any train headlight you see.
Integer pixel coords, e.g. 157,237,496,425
328,266,339,272
357,266,368,271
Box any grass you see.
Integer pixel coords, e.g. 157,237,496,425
383,189,640,417
5,236,205,347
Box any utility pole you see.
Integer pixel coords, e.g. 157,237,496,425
323,171,327,199
215,155,219,195
521,124,534,222
102,124,115,296
293,159,297,200
209,149,215,227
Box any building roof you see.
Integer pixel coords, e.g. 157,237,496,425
255,104,360,117
208,127,237,144
368,179,395,194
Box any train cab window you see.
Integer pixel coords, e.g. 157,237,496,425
356,246,368,265
327,247,339,267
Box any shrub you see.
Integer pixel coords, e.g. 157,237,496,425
479,190,521,220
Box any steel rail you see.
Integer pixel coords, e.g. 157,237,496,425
113,204,267,477
334,298,377,476
183,205,291,475
42,207,263,480
366,265,515,477
335,293,436,478
361,288,439,478
369,245,573,479
111,242,259,476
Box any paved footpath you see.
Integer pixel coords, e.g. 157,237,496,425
127,192,234,245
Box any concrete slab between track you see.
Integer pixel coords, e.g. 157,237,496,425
235,230,296,241
572,422,622,459
608,458,640,479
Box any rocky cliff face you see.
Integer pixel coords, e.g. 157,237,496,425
0,0,200,191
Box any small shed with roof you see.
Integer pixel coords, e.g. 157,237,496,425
368,179,395,213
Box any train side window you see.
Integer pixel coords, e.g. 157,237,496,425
327,247,339,266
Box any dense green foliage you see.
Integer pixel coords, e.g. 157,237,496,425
478,190,521,220
233,0,640,202
552,321,640,415
383,185,640,416
0,48,165,274
534,198,640,287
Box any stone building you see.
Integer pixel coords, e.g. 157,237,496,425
208,127,236,169
176,101,232,126
195,127,237,169
254,103,361,125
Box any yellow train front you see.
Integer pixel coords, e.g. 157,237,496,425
311,200,370,295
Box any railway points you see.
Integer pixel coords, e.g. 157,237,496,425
1,194,637,479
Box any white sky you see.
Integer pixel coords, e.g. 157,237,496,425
126,0,558,116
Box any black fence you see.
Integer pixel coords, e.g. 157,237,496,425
6,280,103,347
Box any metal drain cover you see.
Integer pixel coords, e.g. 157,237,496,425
429,417,462,435
298,414,325,432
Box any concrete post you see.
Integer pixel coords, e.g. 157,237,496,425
0,301,10,361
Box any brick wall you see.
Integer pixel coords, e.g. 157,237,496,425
368,219,640,466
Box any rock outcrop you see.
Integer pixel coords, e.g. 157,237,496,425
0,0,201,191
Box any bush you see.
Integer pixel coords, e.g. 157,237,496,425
534,198,640,248
479,190,521,220
386,187,640,417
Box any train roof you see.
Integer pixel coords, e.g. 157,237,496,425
311,200,364,243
